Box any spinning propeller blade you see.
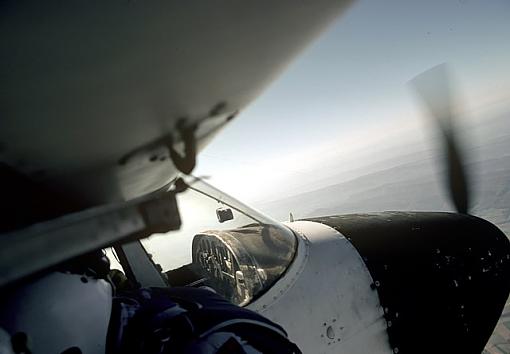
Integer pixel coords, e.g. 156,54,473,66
410,64,470,214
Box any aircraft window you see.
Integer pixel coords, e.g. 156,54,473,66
104,247,123,272
102,247,140,292
140,178,297,306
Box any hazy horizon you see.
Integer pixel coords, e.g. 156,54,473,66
195,0,510,206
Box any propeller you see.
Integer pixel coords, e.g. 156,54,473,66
410,64,470,214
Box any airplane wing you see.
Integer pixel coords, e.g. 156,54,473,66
0,1,353,209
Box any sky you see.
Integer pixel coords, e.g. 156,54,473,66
195,0,510,203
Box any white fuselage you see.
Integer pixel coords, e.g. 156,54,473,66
248,221,392,354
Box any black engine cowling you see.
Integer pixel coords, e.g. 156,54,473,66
307,212,510,354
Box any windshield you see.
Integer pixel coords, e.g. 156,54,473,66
140,177,297,306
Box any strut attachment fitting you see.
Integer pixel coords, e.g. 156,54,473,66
167,120,198,175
